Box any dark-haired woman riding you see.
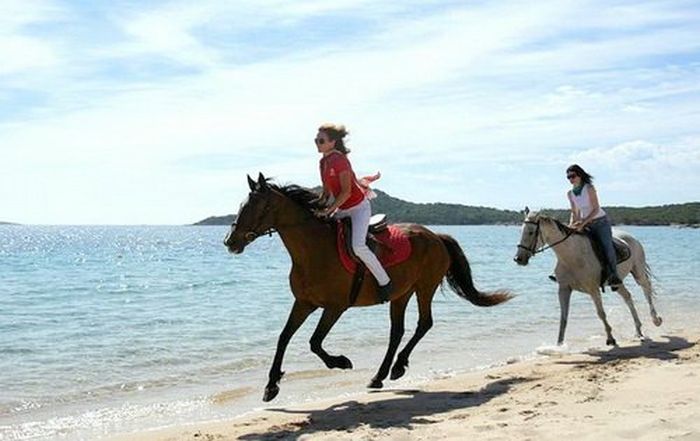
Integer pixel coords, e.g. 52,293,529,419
566,164,622,287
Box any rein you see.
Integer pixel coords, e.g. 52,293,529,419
232,194,325,244
233,217,311,243
232,223,275,243
518,218,575,256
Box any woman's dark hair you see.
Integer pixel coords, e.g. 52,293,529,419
318,123,350,154
566,164,593,185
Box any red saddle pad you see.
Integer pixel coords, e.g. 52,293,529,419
336,222,412,274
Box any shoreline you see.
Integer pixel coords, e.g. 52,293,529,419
110,332,700,441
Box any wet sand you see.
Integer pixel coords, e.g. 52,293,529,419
112,333,700,440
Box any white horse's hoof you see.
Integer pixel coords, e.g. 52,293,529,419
653,317,663,327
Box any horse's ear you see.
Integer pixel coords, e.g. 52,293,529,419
523,206,530,216
247,174,257,192
257,172,268,190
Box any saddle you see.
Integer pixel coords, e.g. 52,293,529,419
584,231,631,291
341,214,388,259
336,214,411,304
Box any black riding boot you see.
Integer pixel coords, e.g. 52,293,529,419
377,281,393,303
608,272,622,287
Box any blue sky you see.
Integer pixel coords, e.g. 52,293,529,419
1,0,699,224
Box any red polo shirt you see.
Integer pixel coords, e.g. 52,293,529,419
319,151,365,209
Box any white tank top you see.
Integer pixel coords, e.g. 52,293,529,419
570,184,606,220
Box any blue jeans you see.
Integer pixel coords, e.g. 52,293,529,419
588,215,619,277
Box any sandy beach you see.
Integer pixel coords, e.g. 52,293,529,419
113,333,700,441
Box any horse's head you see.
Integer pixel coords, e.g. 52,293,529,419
513,206,544,266
224,173,277,254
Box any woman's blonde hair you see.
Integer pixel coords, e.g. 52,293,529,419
318,123,350,154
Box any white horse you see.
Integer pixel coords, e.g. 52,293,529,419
513,208,662,346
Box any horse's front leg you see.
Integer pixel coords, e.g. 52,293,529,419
590,290,616,346
369,295,410,389
310,307,352,369
264,300,317,402
557,284,572,345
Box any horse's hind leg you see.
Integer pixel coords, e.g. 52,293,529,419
590,291,617,346
391,286,436,381
368,295,410,389
615,284,644,339
310,307,352,370
631,264,663,327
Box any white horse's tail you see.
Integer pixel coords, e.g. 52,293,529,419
631,252,663,327
641,263,658,296
631,253,658,297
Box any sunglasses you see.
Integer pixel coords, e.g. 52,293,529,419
567,174,578,180
314,138,326,145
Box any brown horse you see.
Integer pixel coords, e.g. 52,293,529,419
224,173,512,402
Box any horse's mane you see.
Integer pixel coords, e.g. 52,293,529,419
537,213,576,235
266,182,328,218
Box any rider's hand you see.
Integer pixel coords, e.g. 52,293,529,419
318,207,337,218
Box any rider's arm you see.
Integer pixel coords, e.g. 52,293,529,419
567,191,579,226
319,183,331,204
326,171,352,212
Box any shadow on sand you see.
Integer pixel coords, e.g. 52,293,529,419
239,376,530,441
558,335,695,365
238,336,695,440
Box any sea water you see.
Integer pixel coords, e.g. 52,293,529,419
1,224,698,440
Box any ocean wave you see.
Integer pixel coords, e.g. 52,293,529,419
1,398,208,441
285,369,343,381
210,387,255,405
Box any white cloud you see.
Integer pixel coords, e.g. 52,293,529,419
1,0,700,223
570,138,700,204
573,138,700,170
0,0,64,75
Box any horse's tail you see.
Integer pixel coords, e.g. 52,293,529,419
630,238,658,296
632,259,658,297
642,262,657,289
438,234,513,306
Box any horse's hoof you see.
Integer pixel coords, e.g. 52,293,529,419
390,365,406,381
606,337,617,346
329,355,353,370
367,378,383,389
653,316,663,327
263,384,279,402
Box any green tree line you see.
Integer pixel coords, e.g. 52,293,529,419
195,189,700,226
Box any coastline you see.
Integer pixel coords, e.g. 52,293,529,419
111,332,700,441
4,224,698,440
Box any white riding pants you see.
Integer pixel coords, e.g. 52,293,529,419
334,198,391,286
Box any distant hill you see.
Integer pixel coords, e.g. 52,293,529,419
194,189,700,226
369,190,521,225
0,221,19,225
196,215,235,226
533,203,700,226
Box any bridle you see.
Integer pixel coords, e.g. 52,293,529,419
517,218,574,256
231,191,316,244
232,195,275,244
233,223,275,243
